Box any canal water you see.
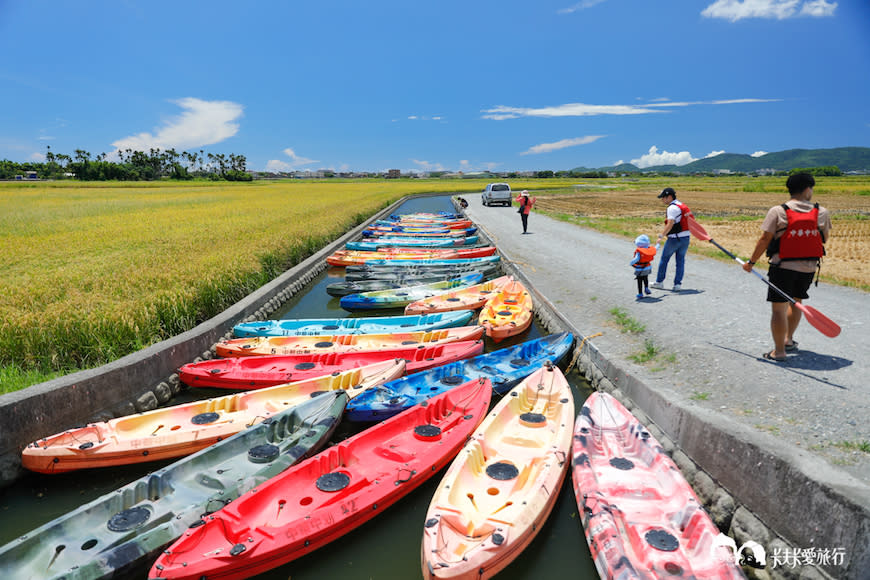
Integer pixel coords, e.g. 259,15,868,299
0,195,599,579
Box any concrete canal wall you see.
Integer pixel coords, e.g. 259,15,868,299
0,195,859,578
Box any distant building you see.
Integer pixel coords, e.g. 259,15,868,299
26,171,38,179
386,169,401,179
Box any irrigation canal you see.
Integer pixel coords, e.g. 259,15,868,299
0,195,600,579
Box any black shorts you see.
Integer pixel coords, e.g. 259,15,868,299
767,265,815,303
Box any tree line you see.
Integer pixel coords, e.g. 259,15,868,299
0,147,251,181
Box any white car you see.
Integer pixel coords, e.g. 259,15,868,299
481,183,512,207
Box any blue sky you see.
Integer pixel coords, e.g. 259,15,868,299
1,0,867,172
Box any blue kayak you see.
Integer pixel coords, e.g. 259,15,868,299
233,310,475,338
345,332,574,422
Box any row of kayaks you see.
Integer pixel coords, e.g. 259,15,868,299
2,210,746,579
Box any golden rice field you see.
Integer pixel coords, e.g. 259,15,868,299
2,176,868,392
533,175,870,290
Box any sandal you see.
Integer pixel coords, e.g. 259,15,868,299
785,341,799,352
762,351,787,362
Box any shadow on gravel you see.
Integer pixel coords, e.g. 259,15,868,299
713,345,851,390
781,349,853,372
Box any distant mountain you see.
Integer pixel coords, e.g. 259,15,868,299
588,147,870,174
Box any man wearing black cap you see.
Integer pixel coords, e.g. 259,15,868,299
650,187,692,291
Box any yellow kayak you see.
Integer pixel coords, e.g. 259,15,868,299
404,275,512,315
421,363,574,579
22,359,405,473
215,326,484,357
477,279,533,342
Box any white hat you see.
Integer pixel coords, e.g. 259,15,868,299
521,190,528,196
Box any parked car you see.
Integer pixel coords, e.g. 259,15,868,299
481,183,512,206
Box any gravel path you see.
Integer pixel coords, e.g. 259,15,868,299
464,196,870,482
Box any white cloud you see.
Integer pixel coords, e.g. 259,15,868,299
557,0,608,14
521,135,605,155
483,98,780,120
705,150,726,158
411,159,446,172
751,150,768,157
701,0,836,22
631,146,697,168
112,98,243,152
30,152,45,162
800,0,837,17
265,147,319,172
483,103,660,120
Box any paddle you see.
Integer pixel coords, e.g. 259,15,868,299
685,217,841,338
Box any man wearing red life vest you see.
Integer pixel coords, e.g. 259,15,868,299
743,173,832,362
651,187,692,291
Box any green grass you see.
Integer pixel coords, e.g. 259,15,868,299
608,307,646,333
690,391,711,401
629,339,659,363
832,440,870,453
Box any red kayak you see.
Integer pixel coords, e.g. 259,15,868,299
149,377,492,580
179,340,485,389
572,392,746,579
326,246,496,267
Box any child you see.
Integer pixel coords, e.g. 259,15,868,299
631,234,657,299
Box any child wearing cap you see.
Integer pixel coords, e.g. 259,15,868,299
631,234,657,299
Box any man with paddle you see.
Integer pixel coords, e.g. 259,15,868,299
740,173,832,361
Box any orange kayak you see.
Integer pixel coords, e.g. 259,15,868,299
422,363,574,579
404,275,512,315
149,378,492,580
477,279,533,342
21,359,405,473
572,392,746,579
215,325,485,357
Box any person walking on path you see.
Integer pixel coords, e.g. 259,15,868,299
516,190,537,234
742,173,832,362
630,234,657,299
650,187,692,291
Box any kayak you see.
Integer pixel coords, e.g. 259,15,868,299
572,392,746,580
327,274,483,297
345,332,574,422
362,228,469,238
478,278,533,342
404,275,512,315
364,226,477,236
21,360,405,473
215,325,485,357
149,378,493,580
326,247,496,267
355,255,501,268
374,218,473,229
1,392,346,580
344,261,500,282
232,310,474,337
422,363,574,579
340,273,483,311
345,255,501,273
346,235,479,251
179,340,485,390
